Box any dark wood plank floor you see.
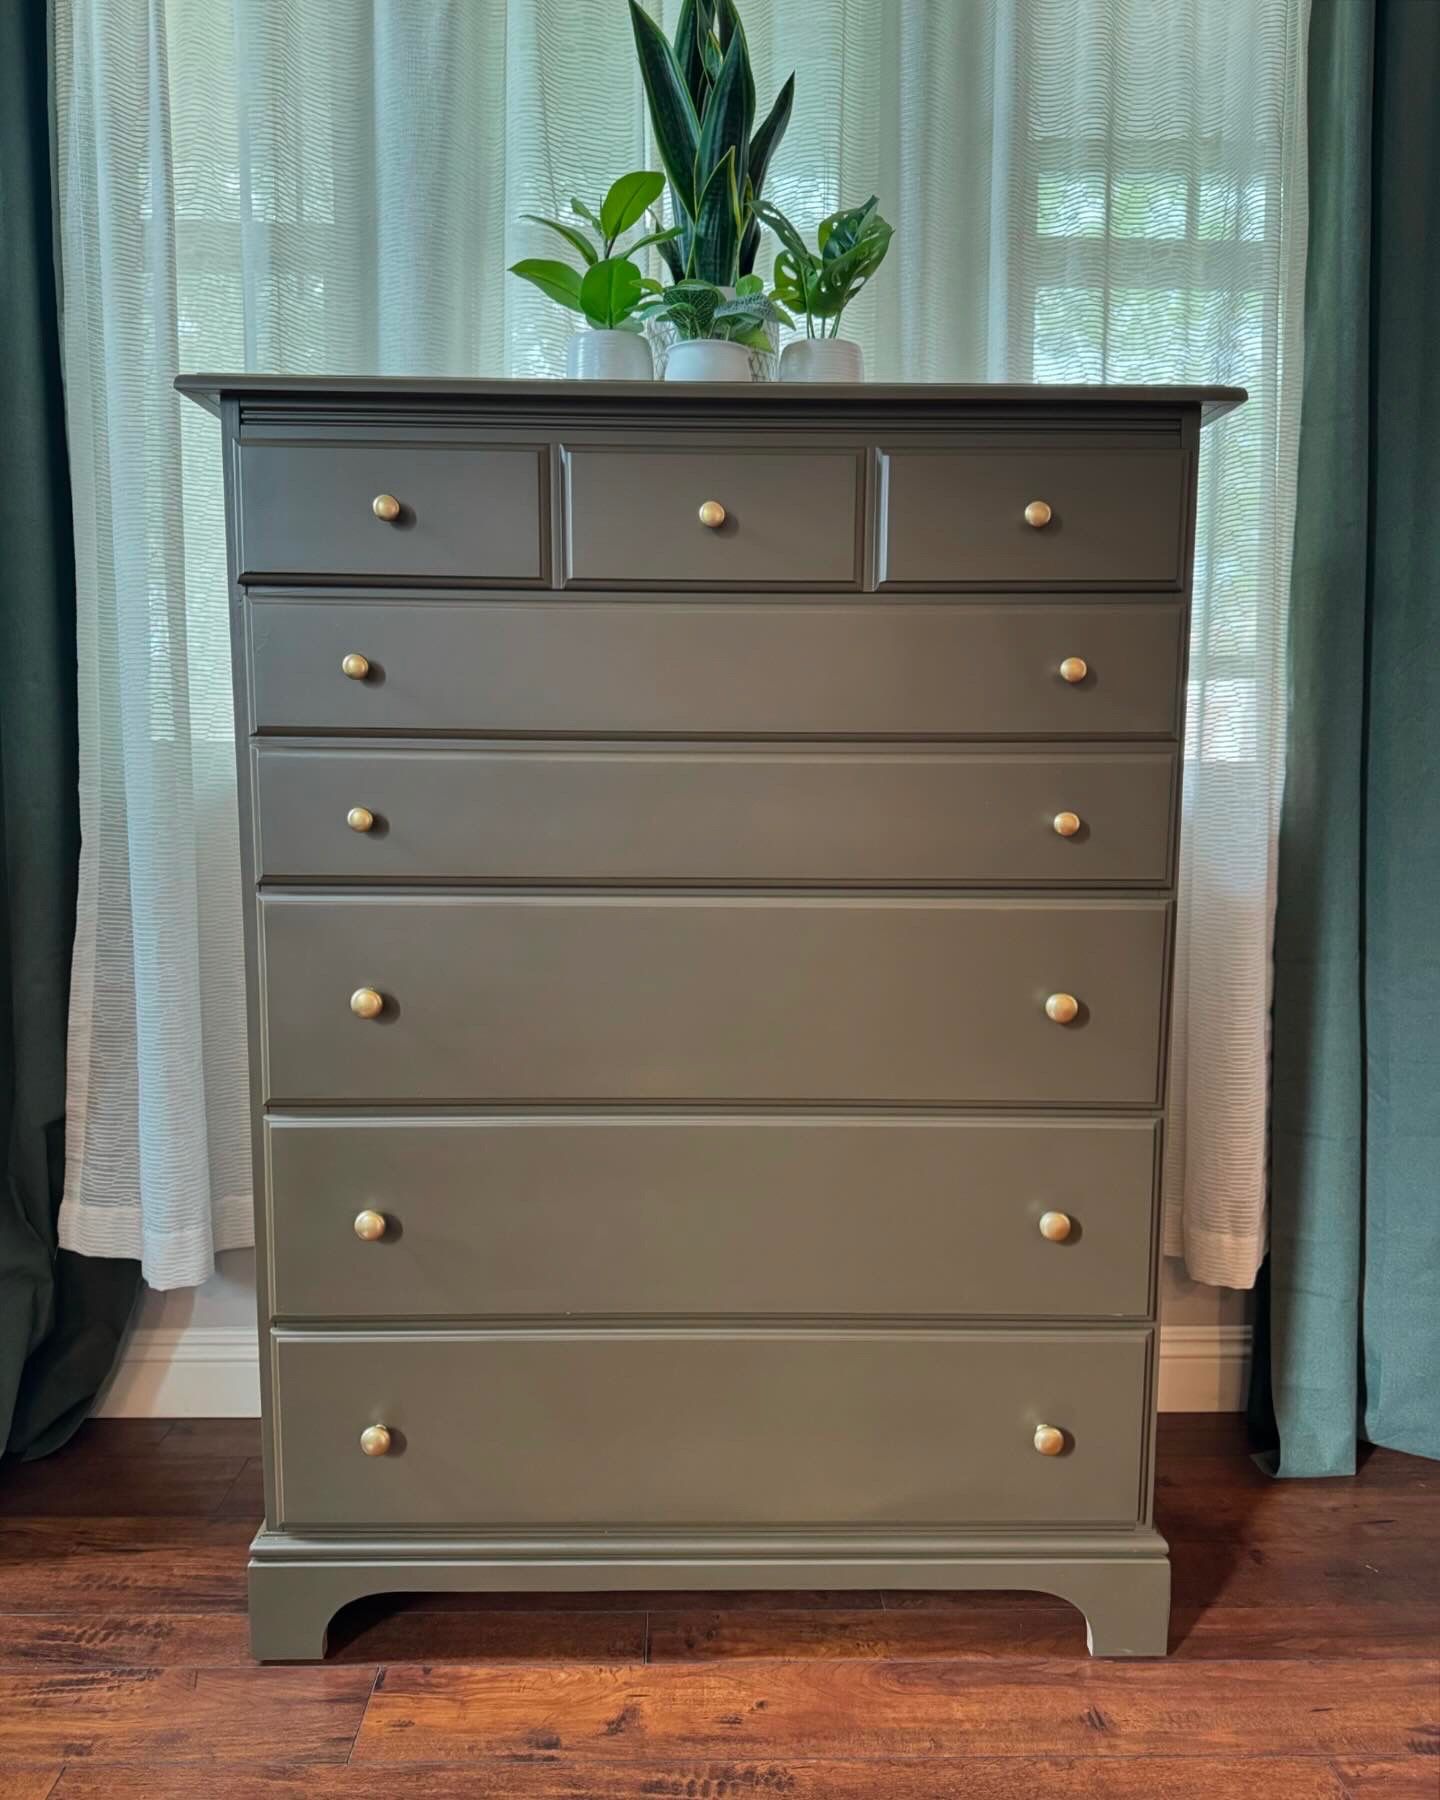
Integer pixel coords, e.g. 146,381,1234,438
0,1414,1433,1797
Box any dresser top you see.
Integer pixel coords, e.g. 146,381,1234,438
176,374,1245,426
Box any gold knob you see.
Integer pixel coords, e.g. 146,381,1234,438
1024,499,1053,529
697,500,726,528
359,1424,393,1457
1034,1424,1065,1456
341,653,371,681
372,493,401,522
1059,656,1088,684
347,806,376,834
1053,811,1081,838
353,1209,387,1242
350,986,384,1020
1038,1211,1073,1243
1045,992,1079,1024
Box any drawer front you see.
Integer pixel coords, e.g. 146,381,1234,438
562,446,862,587
253,745,1177,885
878,448,1187,588
260,897,1169,1105
272,1329,1150,1528
248,598,1183,738
268,1115,1158,1320
236,443,546,583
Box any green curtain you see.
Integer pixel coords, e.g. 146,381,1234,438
1254,0,1440,1476
0,1,141,1461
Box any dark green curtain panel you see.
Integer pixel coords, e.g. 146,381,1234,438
0,3,140,1459
1256,0,1440,1476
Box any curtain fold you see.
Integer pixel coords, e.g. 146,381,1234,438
0,0,140,1459
1255,0,1440,1475
55,0,1306,1289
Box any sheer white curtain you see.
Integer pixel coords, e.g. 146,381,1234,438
55,0,1306,1289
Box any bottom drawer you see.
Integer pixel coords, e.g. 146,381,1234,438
272,1329,1150,1531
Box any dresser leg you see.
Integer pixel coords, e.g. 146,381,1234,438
1063,1555,1172,1658
248,1561,353,1662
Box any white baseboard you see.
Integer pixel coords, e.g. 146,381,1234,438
96,1322,1253,1420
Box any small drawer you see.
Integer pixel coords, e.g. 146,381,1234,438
271,1328,1150,1529
878,447,1188,588
268,1114,1158,1321
561,445,863,586
248,597,1183,738
236,442,546,584
252,745,1177,885
259,895,1170,1106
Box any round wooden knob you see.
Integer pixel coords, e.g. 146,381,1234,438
1045,992,1079,1024
1024,499,1053,529
1034,1424,1065,1456
1059,656,1088,684
372,493,401,522
353,1209,387,1242
1038,1211,1073,1243
697,500,726,528
347,806,376,834
350,986,384,1020
341,653,371,681
1053,811,1081,838
359,1424,393,1457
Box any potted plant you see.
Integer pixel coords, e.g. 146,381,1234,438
629,0,794,374
755,195,894,382
509,171,679,378
637,276,792,382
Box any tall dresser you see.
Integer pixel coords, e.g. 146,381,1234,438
178,375,1242,1661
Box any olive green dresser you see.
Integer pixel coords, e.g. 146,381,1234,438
177,375,1243,1660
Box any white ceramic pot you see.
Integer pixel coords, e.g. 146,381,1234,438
565,328,653,381
663,338,754,383
779,337,865,383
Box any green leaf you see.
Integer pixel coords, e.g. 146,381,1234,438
695,27,754,195
600,171,666,244
734,272,763,297
628,0,702,219
674,0,706,108
715,0,755,118
746,74,794,203
691,147,742,285
624,223,683,257
570,197,605,235
521,214,597,265
656,234,685,280
579,255,643,329
508,259,585,311
753,198,812,267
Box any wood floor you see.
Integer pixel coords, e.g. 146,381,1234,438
0,1414,1433,1798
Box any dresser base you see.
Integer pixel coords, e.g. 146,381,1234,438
247,1526,1171,1662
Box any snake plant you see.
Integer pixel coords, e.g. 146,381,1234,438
628,0,795,287
755,195,894,337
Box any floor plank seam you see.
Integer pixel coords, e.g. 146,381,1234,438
347,1663,384,1766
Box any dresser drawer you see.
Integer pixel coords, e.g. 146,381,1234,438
561,445,862,586
254,745,1176,885
272,1328,1150,1529
260,896,1169,1105
236,442,546,583
878,447,1187,588
268,1115,1157,1321
249,598,1183,738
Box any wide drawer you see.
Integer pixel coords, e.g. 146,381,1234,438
236,442,546,583
878,447,1188,588
259,896,1170,1105
248,598,1183,738
271,1328,1150,1529
268,1115,1158,1320
252,745,1177,885
561,446,862,587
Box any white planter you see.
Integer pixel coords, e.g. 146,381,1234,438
779,337,865,383
662,338,755,383
565,328,653,381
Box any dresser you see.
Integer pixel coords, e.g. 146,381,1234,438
178,375,1243,1661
